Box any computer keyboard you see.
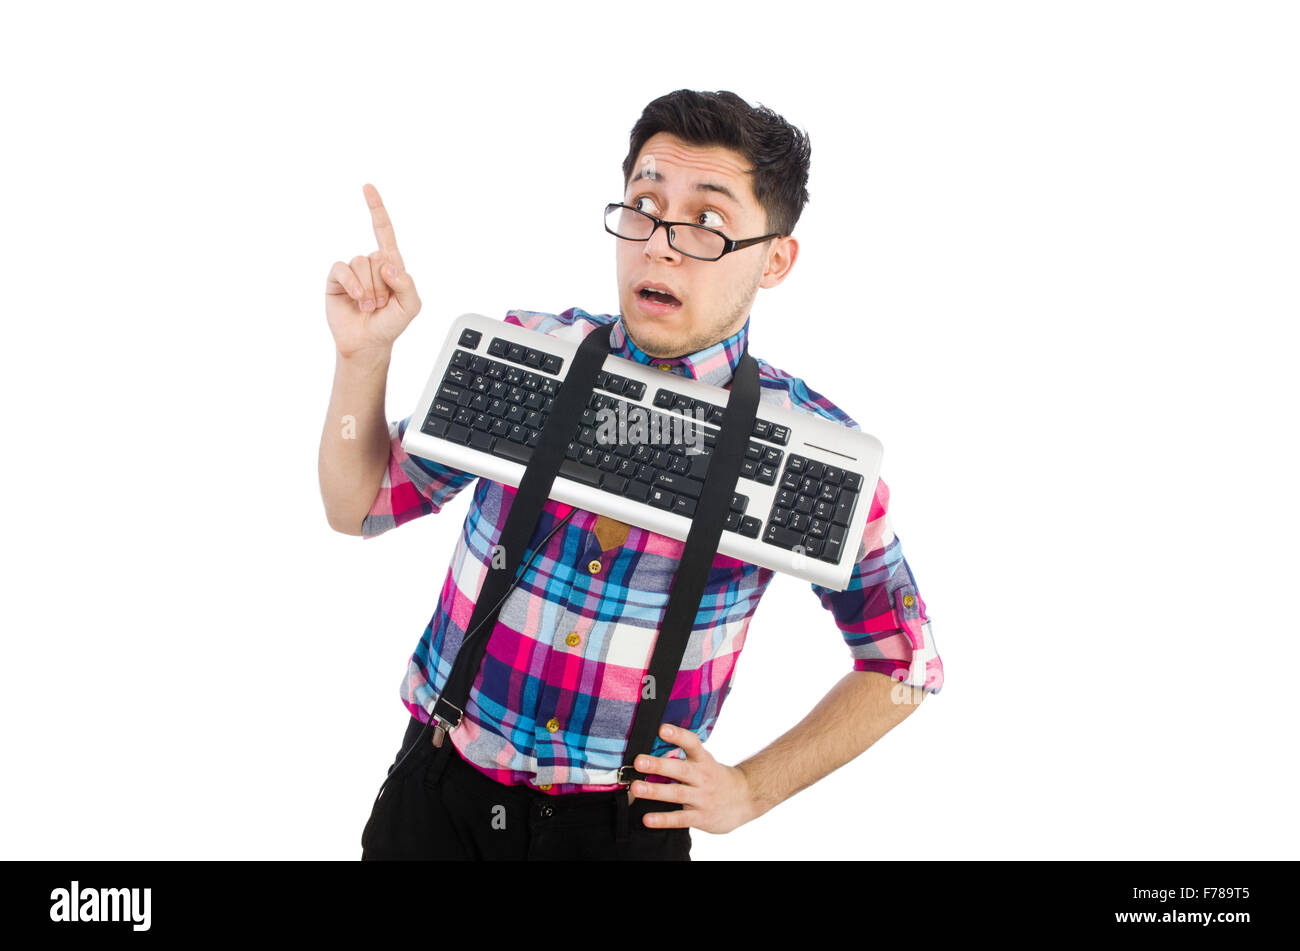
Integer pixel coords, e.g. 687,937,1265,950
401,313,884,591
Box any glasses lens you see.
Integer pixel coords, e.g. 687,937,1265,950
606,204,654,239
668,225,725,260
605,205,726,259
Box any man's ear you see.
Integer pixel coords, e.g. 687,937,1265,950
759,236,799,289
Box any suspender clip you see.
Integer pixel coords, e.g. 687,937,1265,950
430,699,464,748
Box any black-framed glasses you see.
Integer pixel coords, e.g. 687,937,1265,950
604,203,783,261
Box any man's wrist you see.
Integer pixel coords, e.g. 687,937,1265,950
336,345,393,372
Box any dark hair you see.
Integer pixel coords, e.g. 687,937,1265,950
621,89,811,238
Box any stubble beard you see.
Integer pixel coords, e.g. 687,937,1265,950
625,265,762,358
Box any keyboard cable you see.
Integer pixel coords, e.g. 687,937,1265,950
368,502,580,804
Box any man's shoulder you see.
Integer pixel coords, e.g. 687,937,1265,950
752,354,862,431
504,306,615,339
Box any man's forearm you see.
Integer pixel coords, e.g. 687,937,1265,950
318,347,394,534
737,670,925,820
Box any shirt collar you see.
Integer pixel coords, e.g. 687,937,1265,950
608,313,751,388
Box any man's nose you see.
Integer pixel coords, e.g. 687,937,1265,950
643,221,679,261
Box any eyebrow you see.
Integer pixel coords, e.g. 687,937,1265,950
628,169,743,208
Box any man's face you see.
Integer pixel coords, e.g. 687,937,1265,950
615,132,798,358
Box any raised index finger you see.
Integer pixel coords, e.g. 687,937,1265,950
363,183,399,254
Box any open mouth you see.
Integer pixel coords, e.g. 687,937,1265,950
638,288,682,308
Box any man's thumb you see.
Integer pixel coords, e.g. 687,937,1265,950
381,260,417,309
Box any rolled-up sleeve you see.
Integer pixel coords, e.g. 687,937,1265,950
810,476,944,694
361,413,479,539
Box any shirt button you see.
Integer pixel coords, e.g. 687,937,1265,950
903,594,915,607
565,631,581,647
587,558,602,574
539,784,552,791
658,363,672,371
546,717,560,733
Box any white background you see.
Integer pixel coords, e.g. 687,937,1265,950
2,0,1295,861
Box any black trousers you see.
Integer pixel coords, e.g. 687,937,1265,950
361,714,692,861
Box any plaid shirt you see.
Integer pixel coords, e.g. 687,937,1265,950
362,307,943,794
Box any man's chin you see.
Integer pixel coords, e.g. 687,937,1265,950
621,305,691,357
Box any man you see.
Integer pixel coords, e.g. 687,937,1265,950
320,89,943,861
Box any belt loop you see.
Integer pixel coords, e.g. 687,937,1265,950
614,789,631,846
423,734,454,791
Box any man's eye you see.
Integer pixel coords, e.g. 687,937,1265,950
697,210,724,228
633,196,658,214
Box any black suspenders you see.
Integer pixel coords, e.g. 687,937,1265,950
426,320,762,788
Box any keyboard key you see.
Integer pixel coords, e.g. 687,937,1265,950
802,536,823,558
822,466,843,486
506,343,525,362
492,439,533,465
430,399,456,419
422,416,450,438
756,464,777,485
819,484,840,504
469,430,494,452
842,471,863,493
451,350,469,368
745,444,762,461
819,534,844,564
768,424,790,445
542,354,563,375
654,471,704,499
623,380,646,401
654,388,674,409
559,459,602,487
672,495,696,518
488,337,508,357
769,507,789,526
762,447,783,466
686,453,711,481
832,497,856,526
524,348,543,367
780,471,801,492
763,524,803,550
751,419,771,439
794,495,816,515
776,489,796,509
458,328,482,349
730,493,748,513
649,488,675,510
446,423,471,444
601,472,628,494
738,516,761,538
740,459,758,479
626,480,651,503
725,511,742,531
804,461,825,480
786,455,805,474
